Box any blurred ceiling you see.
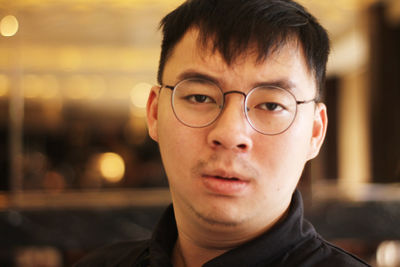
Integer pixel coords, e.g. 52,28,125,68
0,0,385,45
0,0,397,108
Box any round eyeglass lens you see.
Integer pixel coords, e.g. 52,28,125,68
245,86,297,135
172,79,224,128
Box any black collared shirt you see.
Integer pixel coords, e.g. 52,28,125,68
75,190,371,267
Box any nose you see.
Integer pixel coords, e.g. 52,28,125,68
207,93,253,152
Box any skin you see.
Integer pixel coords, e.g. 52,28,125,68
147,28,327,267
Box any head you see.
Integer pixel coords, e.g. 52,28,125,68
157,0,330,98
147,0,330,242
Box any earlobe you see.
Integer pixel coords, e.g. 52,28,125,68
146,86,160,142
307,103,328,160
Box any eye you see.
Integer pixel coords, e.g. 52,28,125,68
257,102,284,111
186,94,215,104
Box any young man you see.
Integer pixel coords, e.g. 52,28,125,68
76,0,370,266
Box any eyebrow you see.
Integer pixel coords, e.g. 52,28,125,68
253,80,297,92
176,70,220,86
174,69,297,92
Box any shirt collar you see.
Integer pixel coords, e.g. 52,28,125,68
149,204,177,267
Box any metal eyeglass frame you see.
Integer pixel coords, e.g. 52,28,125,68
161,78,317,135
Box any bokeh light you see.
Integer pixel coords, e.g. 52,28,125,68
0,15,19,37
98,152,125,183
377,240,400,267
130,82,152,109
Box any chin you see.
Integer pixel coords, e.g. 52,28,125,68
193,203,248,228
202,214,241,227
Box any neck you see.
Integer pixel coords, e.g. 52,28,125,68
172,216,287,267
171,205,290,267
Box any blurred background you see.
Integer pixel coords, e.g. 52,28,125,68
0,0,399,266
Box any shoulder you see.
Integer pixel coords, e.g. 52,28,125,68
286,235,371,267
314,237,371,266
73,239,150,267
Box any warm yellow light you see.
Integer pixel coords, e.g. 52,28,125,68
111,76,134,99
22,74,44,99
0,15,19,37
130,82,152,108
98,152,125,183
88,75,106,100
59,47,82,71
64,75,90,99
377,241,400,267
0,74,9,97
41,75,60,99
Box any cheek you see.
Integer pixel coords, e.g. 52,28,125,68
285,106,315,148
157,107,205,183
280,115,314,169
254,116,313,183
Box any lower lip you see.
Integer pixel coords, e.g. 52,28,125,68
201,176,249,195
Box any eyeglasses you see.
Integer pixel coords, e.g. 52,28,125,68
161,78,316,135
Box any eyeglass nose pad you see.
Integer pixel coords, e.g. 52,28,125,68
217,91,249,126
221,90,248,113
223,90,247,98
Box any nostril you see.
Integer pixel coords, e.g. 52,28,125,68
213,140,221,146
237,144,247,149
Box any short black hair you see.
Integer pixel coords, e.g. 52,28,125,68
158,0,330,97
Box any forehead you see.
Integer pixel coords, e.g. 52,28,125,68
162,28,316,95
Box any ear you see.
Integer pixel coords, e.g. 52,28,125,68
307,102,328,160
146,85,160,142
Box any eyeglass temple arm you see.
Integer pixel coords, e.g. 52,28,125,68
158,85,175,93
296,98,318,105
163,85,175,90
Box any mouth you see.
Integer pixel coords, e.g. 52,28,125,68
212,175,241,181
201,172,249,195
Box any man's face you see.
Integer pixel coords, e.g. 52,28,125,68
147,28,327,234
